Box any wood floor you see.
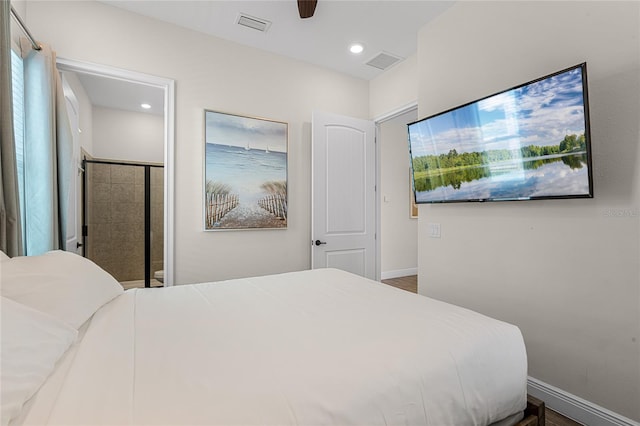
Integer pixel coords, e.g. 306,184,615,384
381,275,418,293
380,275,583,426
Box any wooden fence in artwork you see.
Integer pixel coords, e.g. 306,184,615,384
258,194,287,220
205,193,239,227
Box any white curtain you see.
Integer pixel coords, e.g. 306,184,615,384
20,39,73,256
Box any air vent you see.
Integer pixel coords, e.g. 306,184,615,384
236,13,271,32
365,52,403,70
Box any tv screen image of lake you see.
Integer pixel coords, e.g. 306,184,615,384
413,151,590,202
409,65,592,203
205,143,287,228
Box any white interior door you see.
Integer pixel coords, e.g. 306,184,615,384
61,75,82,254
312,111,376,279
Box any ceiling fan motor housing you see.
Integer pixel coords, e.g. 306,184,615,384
298,0,318,19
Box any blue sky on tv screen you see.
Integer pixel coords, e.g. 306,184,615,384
409,67,586,157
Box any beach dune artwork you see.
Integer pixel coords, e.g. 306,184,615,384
204,110,288,230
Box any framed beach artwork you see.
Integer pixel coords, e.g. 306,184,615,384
204,110,288,230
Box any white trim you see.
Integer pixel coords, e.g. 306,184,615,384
373,101,418,124
527,377,640,426
11,37,22,53
55,58,176,286
374,122,381,282
381,268,418,280
163,79,175,287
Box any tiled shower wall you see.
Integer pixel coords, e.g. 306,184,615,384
86,162,164,283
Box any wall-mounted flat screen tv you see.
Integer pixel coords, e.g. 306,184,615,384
408,63,593,204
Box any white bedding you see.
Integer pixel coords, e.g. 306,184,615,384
16,268,527,426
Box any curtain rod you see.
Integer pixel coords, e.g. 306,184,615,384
10,5,41,51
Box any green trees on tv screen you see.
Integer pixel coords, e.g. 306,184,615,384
412,133,586,174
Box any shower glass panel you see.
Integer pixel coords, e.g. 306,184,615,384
84,160,163,288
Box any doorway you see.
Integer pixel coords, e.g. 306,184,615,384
56,58,175,286
376,106,418,281
310,107,418,282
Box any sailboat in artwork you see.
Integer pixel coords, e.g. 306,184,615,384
245,141,250,151
265,146,270,154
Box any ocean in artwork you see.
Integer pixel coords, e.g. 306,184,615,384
205,142,287,229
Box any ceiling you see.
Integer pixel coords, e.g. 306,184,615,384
70,1,454,116
72,72,165,116
102,0,455,81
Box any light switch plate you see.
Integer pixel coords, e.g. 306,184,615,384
428,223,441,238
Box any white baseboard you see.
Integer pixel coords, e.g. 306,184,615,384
527,377,639,426
380,268,417,280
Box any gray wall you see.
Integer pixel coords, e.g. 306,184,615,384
416,1,639,420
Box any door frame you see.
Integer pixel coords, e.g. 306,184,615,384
373,101,418,282
56,58,176,286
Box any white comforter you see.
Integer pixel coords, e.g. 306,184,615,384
21,268,527,425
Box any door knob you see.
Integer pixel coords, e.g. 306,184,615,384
314,240,327,246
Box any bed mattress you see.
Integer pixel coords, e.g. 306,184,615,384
16,268,527,425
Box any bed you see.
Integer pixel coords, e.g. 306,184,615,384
1,250,530,426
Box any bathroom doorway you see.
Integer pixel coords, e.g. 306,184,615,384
56,58,175,286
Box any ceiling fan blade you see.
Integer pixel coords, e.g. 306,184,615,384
297,0,317,19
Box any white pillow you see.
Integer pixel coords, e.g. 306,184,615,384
0,250,9,262
1,297,78,426
0,251,123,329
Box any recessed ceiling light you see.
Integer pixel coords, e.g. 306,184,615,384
141,103,151,109
349,43,364,54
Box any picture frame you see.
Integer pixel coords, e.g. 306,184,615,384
204,110,288,230
410,169,418,219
